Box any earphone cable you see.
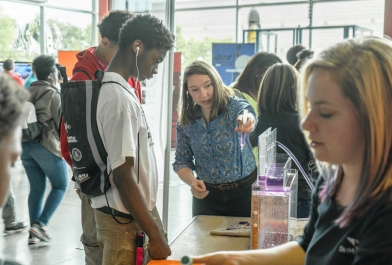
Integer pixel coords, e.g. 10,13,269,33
136,50,139,83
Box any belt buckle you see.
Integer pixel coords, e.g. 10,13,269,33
218,184,229,190
219,183,238,191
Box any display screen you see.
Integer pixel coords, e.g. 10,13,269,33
0,61,32,82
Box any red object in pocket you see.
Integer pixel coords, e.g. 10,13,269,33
135,246,144,265
135,232,145,265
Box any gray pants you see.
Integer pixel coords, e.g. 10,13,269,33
77,189,103,265
2,186,16,229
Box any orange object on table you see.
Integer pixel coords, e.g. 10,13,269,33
148,260,203,265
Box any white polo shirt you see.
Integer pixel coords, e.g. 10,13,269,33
90,72,158,212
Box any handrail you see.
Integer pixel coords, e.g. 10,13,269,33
242,24,373,51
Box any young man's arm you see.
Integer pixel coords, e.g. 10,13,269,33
113,157,171,260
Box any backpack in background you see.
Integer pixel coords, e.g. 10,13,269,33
60,71,111,198
22,90,51,142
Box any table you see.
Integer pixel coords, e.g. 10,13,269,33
167,215,251,260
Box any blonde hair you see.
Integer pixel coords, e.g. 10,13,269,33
178,60,234,125
257,63,299,115
300,36,392,227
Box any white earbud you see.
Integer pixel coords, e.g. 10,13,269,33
135,46,140,83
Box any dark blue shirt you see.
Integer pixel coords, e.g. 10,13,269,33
172,97,256,184
298,177,392,264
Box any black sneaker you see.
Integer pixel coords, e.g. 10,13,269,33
4,222,28,235
30,222,50,242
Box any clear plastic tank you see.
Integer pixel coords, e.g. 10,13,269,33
251,128,298,249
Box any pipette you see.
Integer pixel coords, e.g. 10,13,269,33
240,109,248,150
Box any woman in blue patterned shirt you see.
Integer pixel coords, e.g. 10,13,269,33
172,60,257,217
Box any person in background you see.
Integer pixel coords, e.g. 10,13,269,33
251,63,315,218
55,63,66,85
60,10,137,167
286,44,306,66
0,73,29,265
23,65,37,89
173,60,257,218
232,52,282,114
192,36,392,265
22,55,68,245
294,49,314,72
68,10,140,98
2,59,23,88
231,52,282,164
2,186,28,235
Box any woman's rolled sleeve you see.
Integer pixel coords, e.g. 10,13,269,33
172,124,195,173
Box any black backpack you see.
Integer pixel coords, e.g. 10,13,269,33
60,70,111,198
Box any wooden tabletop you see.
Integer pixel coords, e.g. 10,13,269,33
167,215,251,260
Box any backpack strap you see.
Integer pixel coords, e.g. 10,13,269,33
233,89,244,99
95,69,104,82
74,69,93,80
102,81,129,92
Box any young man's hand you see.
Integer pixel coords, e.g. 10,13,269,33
147,235,171,260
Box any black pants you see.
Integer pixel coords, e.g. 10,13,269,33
192,175,256,217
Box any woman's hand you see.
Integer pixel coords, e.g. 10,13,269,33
235,113,255,134
192,251,252,265
191,179,209,199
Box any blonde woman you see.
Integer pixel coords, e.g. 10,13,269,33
173,60,257,217
192,36,392,265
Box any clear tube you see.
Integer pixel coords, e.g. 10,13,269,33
267,141,315,191
240,109,248,150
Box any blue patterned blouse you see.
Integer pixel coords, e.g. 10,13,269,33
172,97,256,184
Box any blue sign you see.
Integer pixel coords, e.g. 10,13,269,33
212,43,255,86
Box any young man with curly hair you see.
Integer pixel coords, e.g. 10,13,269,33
89,14,175,264
59,10,143,265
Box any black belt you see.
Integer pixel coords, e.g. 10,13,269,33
97,206,134,220
205,168,257,191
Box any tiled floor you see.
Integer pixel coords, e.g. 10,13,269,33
0,157,193,264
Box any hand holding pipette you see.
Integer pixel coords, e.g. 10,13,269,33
235,109,255,150
240,109,248,150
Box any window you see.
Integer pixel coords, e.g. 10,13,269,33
0,1,40,61
46,8,93,53
46,0,92,12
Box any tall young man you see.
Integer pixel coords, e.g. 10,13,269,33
59,10,137,265
91,14,175,264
